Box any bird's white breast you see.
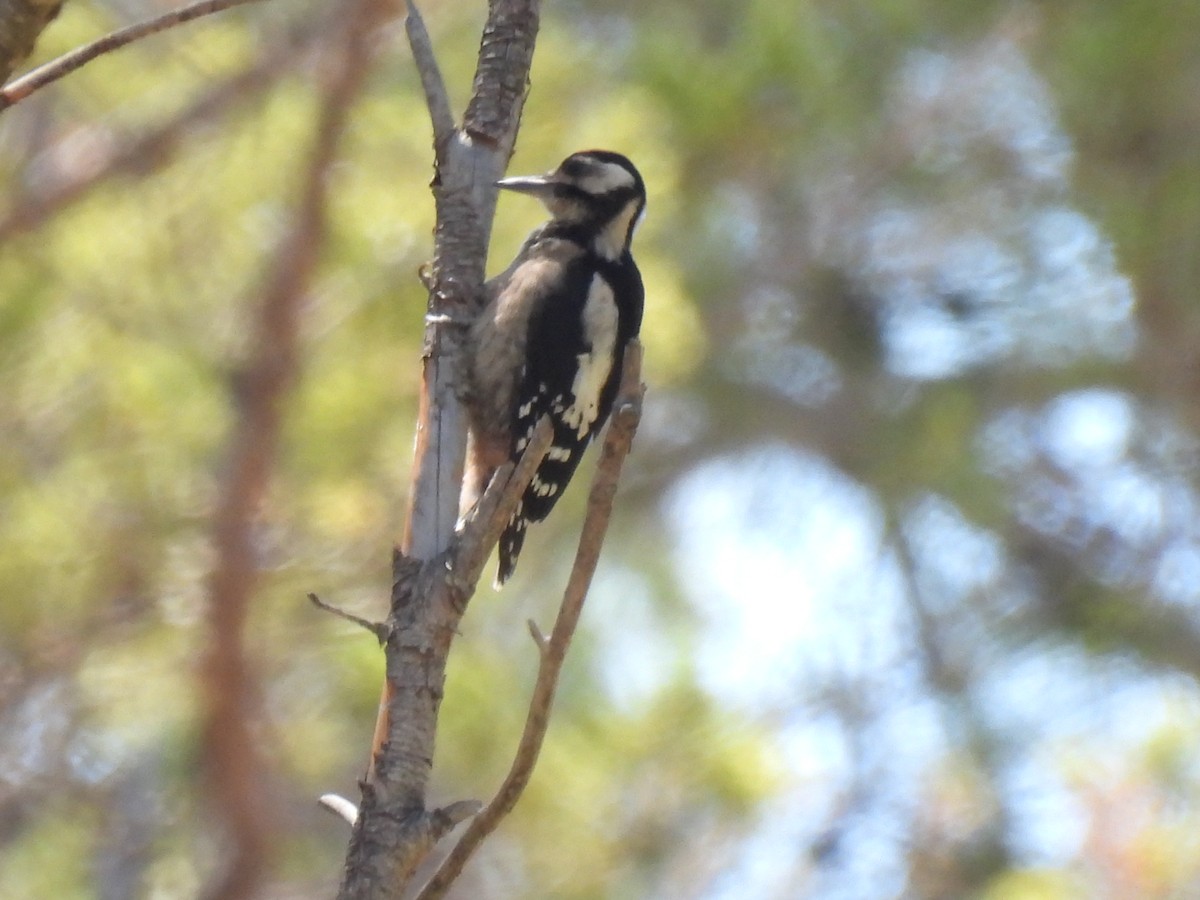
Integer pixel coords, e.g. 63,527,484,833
562,274,618,437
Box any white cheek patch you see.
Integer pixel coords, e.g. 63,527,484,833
577,162,636,195
560,275,618,438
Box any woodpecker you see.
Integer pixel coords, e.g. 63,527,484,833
466,150,646,586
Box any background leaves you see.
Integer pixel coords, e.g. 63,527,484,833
2,1,1199,897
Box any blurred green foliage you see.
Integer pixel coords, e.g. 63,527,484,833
2,0,1200,897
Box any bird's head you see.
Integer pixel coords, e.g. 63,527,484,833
498,150,646,260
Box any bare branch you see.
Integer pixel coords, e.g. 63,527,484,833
0,0,269,110
415,341,645,900
308,593,390,644
404,0,455,154
526,618,548,655
338,3,541,895
435,799,483,828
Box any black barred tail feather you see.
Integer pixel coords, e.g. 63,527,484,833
496,501,528,586
466,150,645,586
494,425,597,586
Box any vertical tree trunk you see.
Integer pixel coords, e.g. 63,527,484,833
335,2,541,896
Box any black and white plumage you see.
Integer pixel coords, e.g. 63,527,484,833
466,150,646,586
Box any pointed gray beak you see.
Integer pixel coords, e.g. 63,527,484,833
496,173,557,196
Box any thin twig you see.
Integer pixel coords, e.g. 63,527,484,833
415,341,645,900
0,0,269,110
403,0,455,153
434,799,483,828
526,618,548,655
308,593,390,644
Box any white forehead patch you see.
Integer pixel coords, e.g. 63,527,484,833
575,161,636,195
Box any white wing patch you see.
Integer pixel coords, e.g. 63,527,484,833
562,274,618,438
531,476,558,498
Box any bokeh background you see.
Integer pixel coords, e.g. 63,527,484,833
3,1,1200,897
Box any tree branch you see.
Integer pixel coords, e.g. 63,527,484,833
415,341,645,900
309,593,390,645
0,0,269,110
404,0,454,154
336,2,541,896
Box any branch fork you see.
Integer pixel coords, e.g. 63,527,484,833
414,341,644,900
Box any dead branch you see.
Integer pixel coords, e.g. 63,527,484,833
0,0,269,110
308,593,390,644
414,341,645,900
403,0,454,152
197,5,381,900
